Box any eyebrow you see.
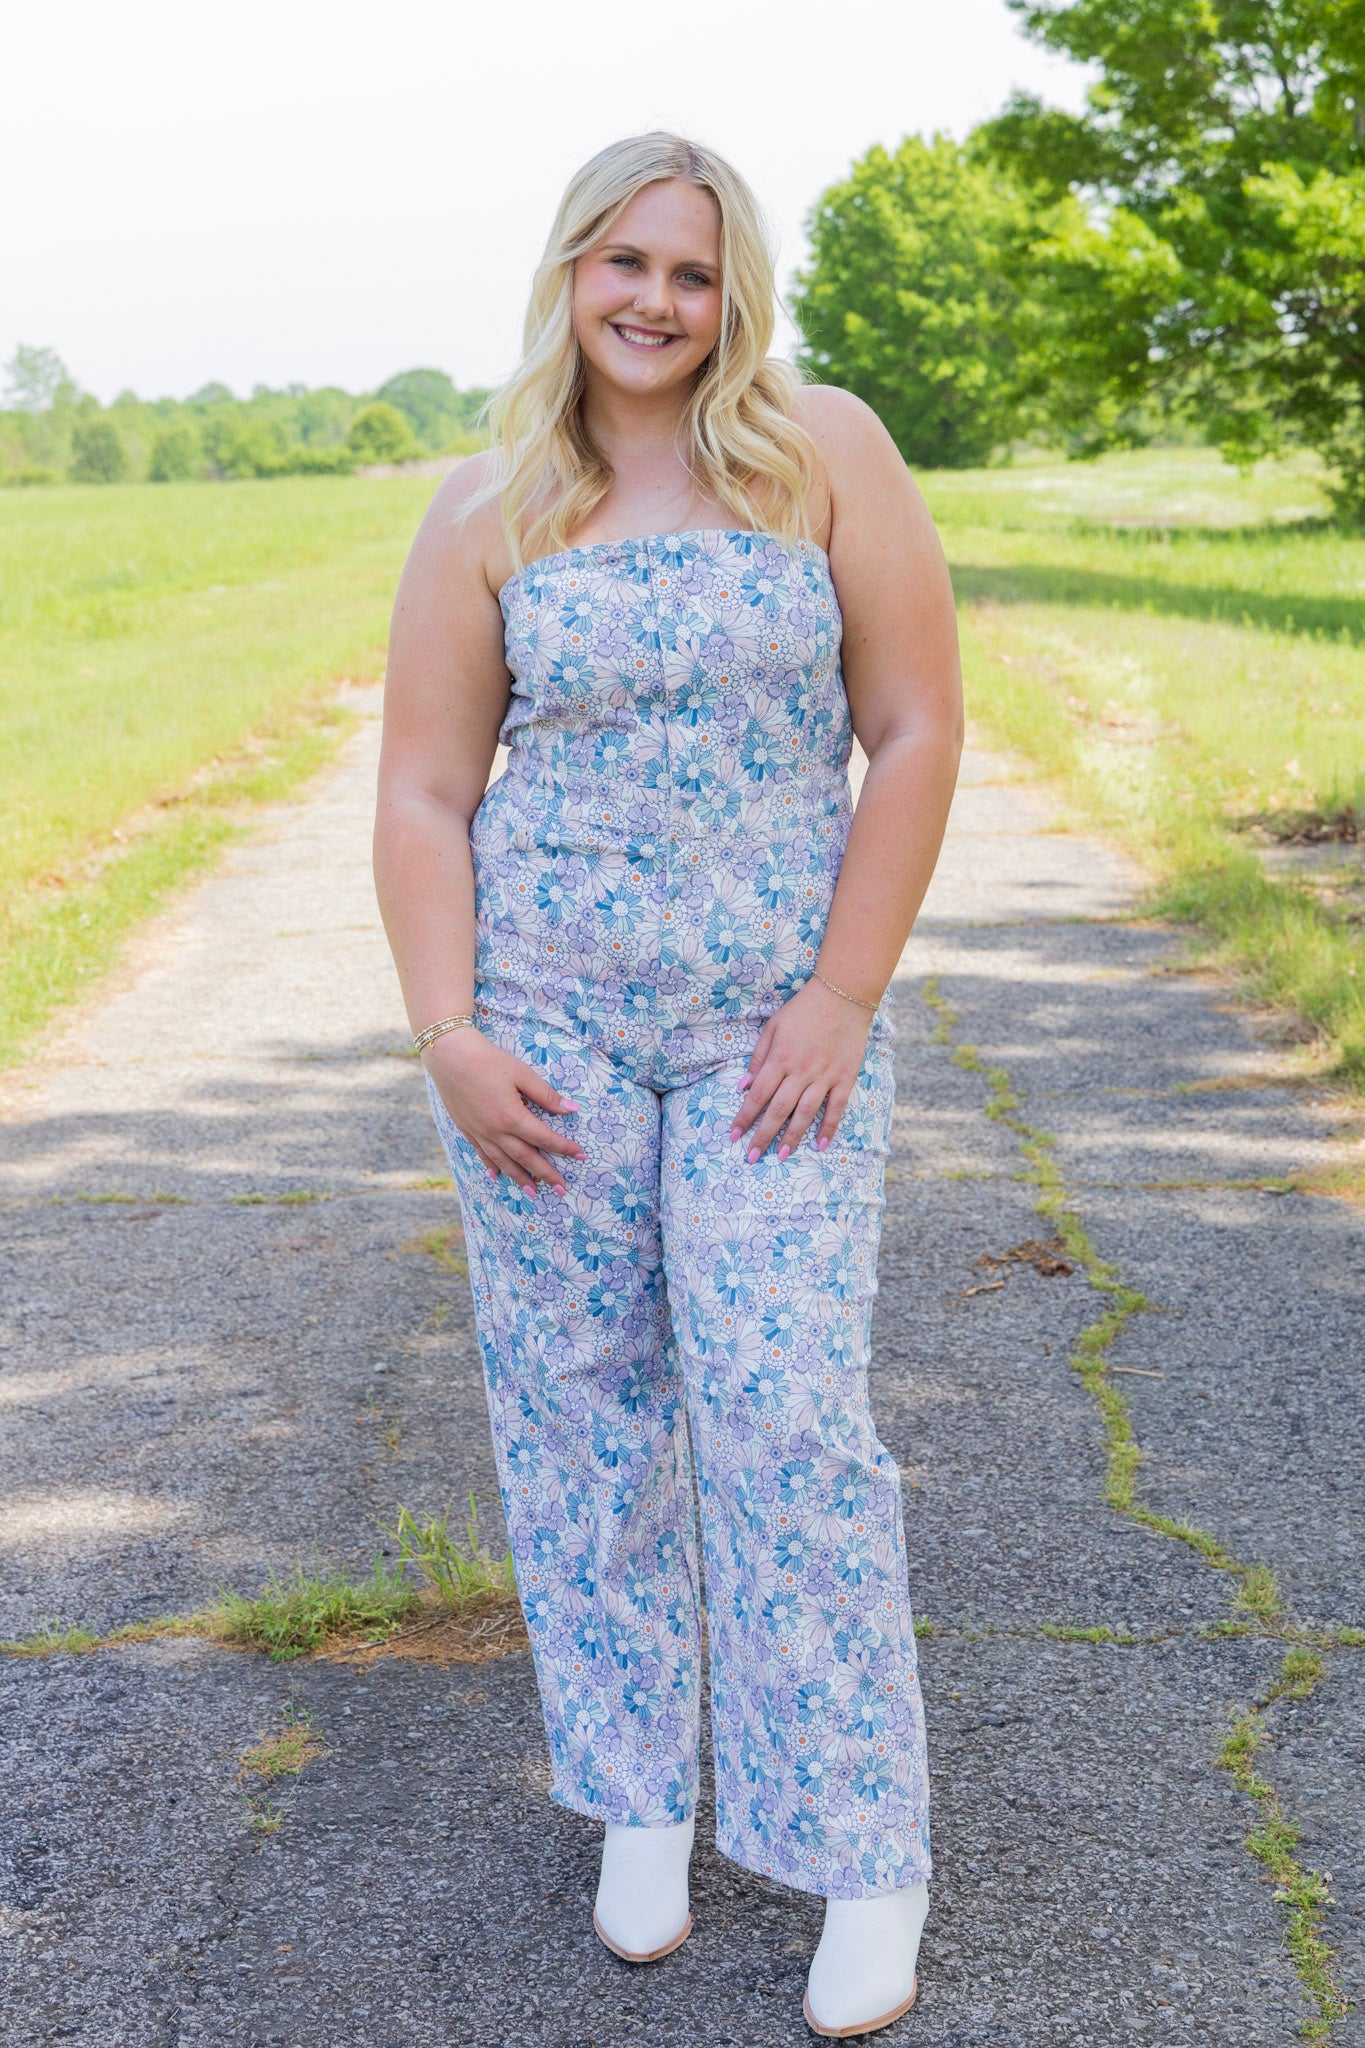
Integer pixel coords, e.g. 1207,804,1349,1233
600,240,717,271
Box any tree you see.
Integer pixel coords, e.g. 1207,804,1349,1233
4,344,71,413
986,0,1365,511
347,401,418,465
294,386,354,446
375,368,461,447
201,410,289,478
148,423,200,481
790,136,1054,467
69,417,128,483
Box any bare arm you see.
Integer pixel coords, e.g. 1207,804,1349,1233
373,461,586,1193
731,387,964,1161
809,386,964,1002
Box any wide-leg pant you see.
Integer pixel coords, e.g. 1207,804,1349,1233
425,1006,931,1898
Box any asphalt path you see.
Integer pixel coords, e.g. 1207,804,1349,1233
2,686,1361,2046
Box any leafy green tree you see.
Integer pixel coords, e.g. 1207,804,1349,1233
347,401,418,464
294,386,354,446
3,344,81,468
790,136,1054,467
200,410,285,477
69,416,128,483
148,423,200,481
376,368,461,447
987,0,1365,511
4,344,72,412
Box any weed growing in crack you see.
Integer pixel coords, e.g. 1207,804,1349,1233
919,972,1352,2033
1039,1623,1141,1645
404,1223,468,1275
209,1560,420,1662
1219,1653,1347,2040
381,1498,516,1612
237,1708,326,1838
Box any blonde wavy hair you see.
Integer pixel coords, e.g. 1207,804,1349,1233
463,131,820,570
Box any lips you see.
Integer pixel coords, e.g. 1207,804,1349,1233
610,323,679,350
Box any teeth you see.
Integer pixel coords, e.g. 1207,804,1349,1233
614,325,673,348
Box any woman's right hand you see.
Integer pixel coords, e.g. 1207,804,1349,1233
423,1028,586,1195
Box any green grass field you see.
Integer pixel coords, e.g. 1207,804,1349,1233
0,475,433,1065
921,449,1365,1087
3,450,1362,1087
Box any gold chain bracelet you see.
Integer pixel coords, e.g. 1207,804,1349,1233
811,968,881,1013
412,1012,475,1054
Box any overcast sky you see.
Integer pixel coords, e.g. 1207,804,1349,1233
2,0,1092,406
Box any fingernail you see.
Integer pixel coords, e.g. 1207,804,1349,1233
553,1183,567,1197
778,1145,790,1161
559,1099,581,1111
487,1166,499,1179
729,1127,741,1142
818,1136,829,1151
746,1146,760,1164
737,1076,752,1091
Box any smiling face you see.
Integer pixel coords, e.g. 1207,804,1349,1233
572,177,724,401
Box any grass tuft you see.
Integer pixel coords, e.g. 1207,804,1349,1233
238,1711,326,1782
381,1497,517,1611
403,1224,468,1275
206,1559,420,1662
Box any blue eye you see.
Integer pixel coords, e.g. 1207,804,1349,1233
607,253,711,288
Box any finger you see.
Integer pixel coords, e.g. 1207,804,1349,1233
439,1111,504,1181
481,1140,523,1187
511,1109,587,1160
739,1022,773,1093
741,1076,804,1162
730,1057,780,1140
730,1037,787,1136
775,1083,828,1162
816,1083,853,1151
514,1062,582,1117
502,1135,571,1194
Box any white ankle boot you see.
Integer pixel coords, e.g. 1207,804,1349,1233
804,1883,928,2036
593,1815,695,1962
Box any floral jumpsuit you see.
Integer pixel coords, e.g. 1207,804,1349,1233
426,526,932,1898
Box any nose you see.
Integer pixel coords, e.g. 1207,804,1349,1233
631,268,674,322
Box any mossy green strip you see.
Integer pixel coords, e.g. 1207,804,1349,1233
1219,1650,1347,2040
921,974,1350,2035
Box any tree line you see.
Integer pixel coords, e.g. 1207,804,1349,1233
792,0,1365,517
0,358,490,487
7,3,1362,511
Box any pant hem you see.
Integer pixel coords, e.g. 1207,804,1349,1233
549,1780,700,1830
713,1831,932,1900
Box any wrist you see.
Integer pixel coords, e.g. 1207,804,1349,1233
412,1010,476,1056
810,967,882,1014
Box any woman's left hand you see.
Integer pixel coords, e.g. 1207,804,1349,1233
729,975,876,1162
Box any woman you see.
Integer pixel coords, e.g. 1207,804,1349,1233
374,131,963,2038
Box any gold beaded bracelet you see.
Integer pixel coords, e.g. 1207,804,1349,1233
412,1012,475,1054
812,969,881,1013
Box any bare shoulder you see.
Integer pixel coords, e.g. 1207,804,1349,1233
793,383,919,497
789,382,941,561
401,451,507,603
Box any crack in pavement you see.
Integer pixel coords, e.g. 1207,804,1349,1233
1,716,1361,2045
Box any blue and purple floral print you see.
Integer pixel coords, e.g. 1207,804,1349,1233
425,528,931,1897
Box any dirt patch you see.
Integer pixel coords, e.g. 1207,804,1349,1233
977,1235,1076,1278
319,1600,528,1669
